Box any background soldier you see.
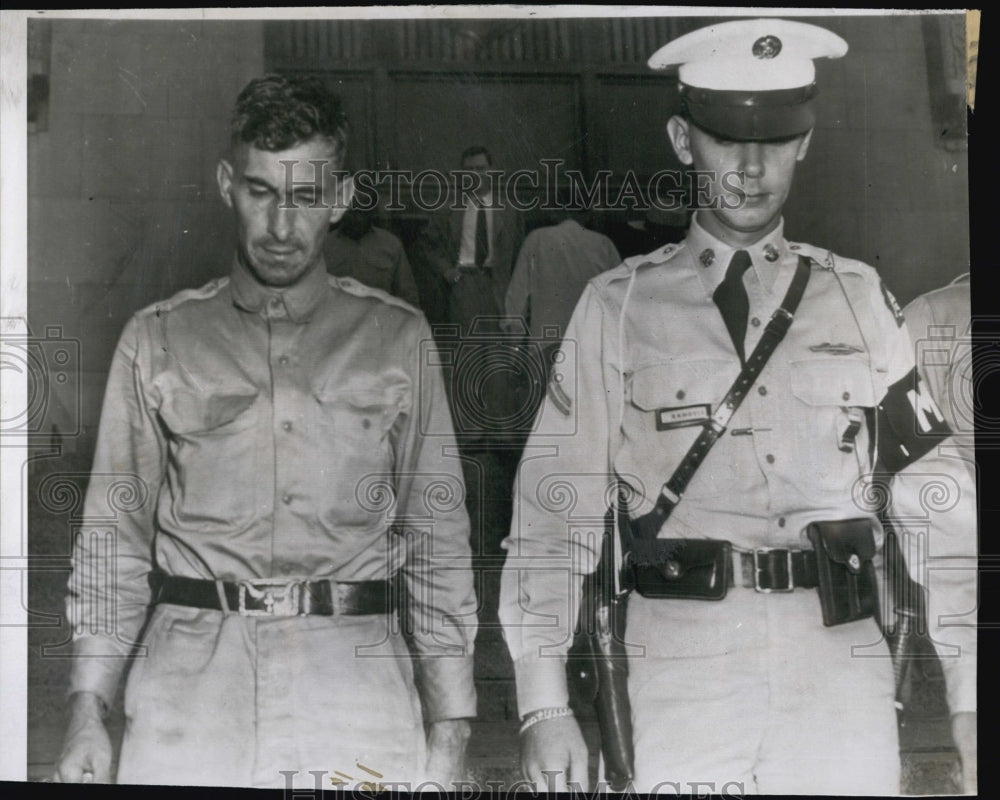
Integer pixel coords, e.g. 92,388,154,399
324,205,422,308
499,19,976,794
54,74,477,788
503,197,621,372
901,273,977,793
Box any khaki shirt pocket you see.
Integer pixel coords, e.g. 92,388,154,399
620,360,750,504
157,388,260,528
158,390,258,435
312,378,412,528
787,357,876,492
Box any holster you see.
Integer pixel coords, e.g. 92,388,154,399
806,518,879,627
566,508,634,791
880,516,924,719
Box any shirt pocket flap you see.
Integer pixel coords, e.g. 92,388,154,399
314,374,412,412
313,374,413,441
630,360,732,411
790,358,876,407
159,389,259,435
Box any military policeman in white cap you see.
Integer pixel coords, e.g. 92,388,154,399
499,18,976,794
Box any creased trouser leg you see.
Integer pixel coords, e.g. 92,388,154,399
116,605,425,788
625,590,899,795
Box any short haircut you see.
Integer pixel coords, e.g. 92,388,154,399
460,145,493,166
231,74,349,165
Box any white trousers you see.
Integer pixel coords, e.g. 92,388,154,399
622,588,900,795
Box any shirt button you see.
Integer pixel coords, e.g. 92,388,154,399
676,389,686,400
282,421,293,432
278,355,289,366
750,317,761,327
778,516,786,527
842,391,851,401
758,386,767,396
765,454,775,464
282,493,293,505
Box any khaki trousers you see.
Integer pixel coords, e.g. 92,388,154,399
116,604,426,788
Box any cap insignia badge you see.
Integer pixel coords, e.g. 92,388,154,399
752,35,782,59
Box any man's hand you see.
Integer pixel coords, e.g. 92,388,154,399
520,715,589,792
952,711,977,793
424,718,471,788
52,692,112,783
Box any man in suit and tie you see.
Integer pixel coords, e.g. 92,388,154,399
413,147,526,561
414,145,526,443
417,145,525,338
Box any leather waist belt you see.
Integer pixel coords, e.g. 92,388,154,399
151,574,397,617
733,548,819,592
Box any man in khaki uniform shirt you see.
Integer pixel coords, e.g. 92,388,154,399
902,273,977,792
324,206,422,308
504,209,622,345
500,19,976,794
54,75,477,788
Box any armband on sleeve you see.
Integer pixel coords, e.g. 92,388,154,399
876,366,952,474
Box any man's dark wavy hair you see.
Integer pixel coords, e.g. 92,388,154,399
231,74,349,163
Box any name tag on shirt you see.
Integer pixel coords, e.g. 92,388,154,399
656,404,712,431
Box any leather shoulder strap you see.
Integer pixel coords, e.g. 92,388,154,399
625,255,812,541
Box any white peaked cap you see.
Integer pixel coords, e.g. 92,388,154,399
649,18,848,90
648,18,848,140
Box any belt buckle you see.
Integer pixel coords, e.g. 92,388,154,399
237,579,302,616
752,548,795,593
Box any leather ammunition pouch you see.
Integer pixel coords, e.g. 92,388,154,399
806,518,879,627
624,537,732,600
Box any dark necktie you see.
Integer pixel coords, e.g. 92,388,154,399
474,205,489,267
713,249,753,363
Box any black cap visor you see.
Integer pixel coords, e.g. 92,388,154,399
681,85,817,141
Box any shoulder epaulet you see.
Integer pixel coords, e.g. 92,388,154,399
789,241,907,327
635,241,682,267
597,242,685,289
787,241,875,278
623,242,684,272
134,276,230,320
905,274,970,316
330,275,420,315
